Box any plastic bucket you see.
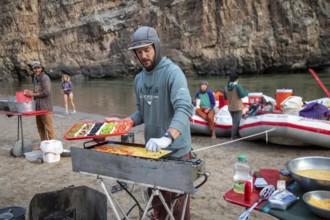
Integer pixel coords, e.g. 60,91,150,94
16,91,32,102
248,93,263,104
40,140,63,163
276,89,293,110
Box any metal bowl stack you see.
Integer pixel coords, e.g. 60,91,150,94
286,156,330,191
302,190,330,219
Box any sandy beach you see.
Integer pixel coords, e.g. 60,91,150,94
0,100,329,219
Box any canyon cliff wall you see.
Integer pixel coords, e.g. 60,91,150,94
0,0,329,80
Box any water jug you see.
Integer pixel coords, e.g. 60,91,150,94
233,154,253,194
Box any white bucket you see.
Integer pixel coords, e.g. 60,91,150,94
40,140,63,163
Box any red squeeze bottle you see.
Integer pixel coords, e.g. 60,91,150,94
244,181,252,201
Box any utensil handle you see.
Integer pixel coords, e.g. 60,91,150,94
237,200,260,220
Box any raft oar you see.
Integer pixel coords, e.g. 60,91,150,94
308,68,330,98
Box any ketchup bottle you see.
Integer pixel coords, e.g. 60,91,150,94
244,181,252,201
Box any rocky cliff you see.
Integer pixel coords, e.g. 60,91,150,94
0,0,329,80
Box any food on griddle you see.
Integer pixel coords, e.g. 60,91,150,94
99,122,117,135
75,123,94,137
65,123,84,138
93,145,171,159
87,123,104,136
113,121,130,133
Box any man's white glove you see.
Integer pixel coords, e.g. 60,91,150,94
146,136,172,152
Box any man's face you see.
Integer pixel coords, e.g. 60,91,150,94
134,45,155,69
33,66,42,76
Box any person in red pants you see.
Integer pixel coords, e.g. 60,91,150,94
194,80,217,139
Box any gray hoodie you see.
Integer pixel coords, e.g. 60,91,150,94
129,27,194,157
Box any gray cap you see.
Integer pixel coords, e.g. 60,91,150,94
31,61,41,68
128,26,159,50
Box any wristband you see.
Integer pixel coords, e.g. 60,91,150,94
163,131,174,141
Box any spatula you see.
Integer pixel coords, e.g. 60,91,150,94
237,184,275,220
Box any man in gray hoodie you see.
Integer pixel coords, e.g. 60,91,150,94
128,26,194,219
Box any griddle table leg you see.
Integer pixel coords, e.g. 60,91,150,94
142,190,156,219
17,115,19,140
181,194,189,220
142,189,175,220
18,115,24,153
80,173,130,219
164,194,188,220
97,177,123,220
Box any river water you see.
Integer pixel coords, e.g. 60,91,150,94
0,70,329,118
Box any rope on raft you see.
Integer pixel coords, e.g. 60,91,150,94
192,128,276,153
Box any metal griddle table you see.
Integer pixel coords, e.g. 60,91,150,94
71,141,206,220
0,110,50,154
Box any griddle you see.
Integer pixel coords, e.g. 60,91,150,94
71,141,205,193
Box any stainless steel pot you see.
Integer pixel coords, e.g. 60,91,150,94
0,206,26,220
0,212,13,220
286,156,330,191
61,148,71,157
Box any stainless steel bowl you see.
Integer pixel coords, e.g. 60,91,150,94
286,156,330,191
303,190,330,219
61,148,71,157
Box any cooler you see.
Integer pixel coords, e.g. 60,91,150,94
213,91,227,109
218,93,228,108
275,89,293,110
248,93,263,104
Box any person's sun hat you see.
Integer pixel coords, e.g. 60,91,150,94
128,26,159,50
31,61,42,69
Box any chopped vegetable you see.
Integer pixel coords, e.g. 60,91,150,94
99,122,116,134
66,124,84,138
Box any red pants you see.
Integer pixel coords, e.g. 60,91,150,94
195,108,215,130
148,153,191,220
36,113,55,141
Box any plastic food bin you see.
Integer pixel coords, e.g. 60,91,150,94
24,150,43,161
8,100,36,112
